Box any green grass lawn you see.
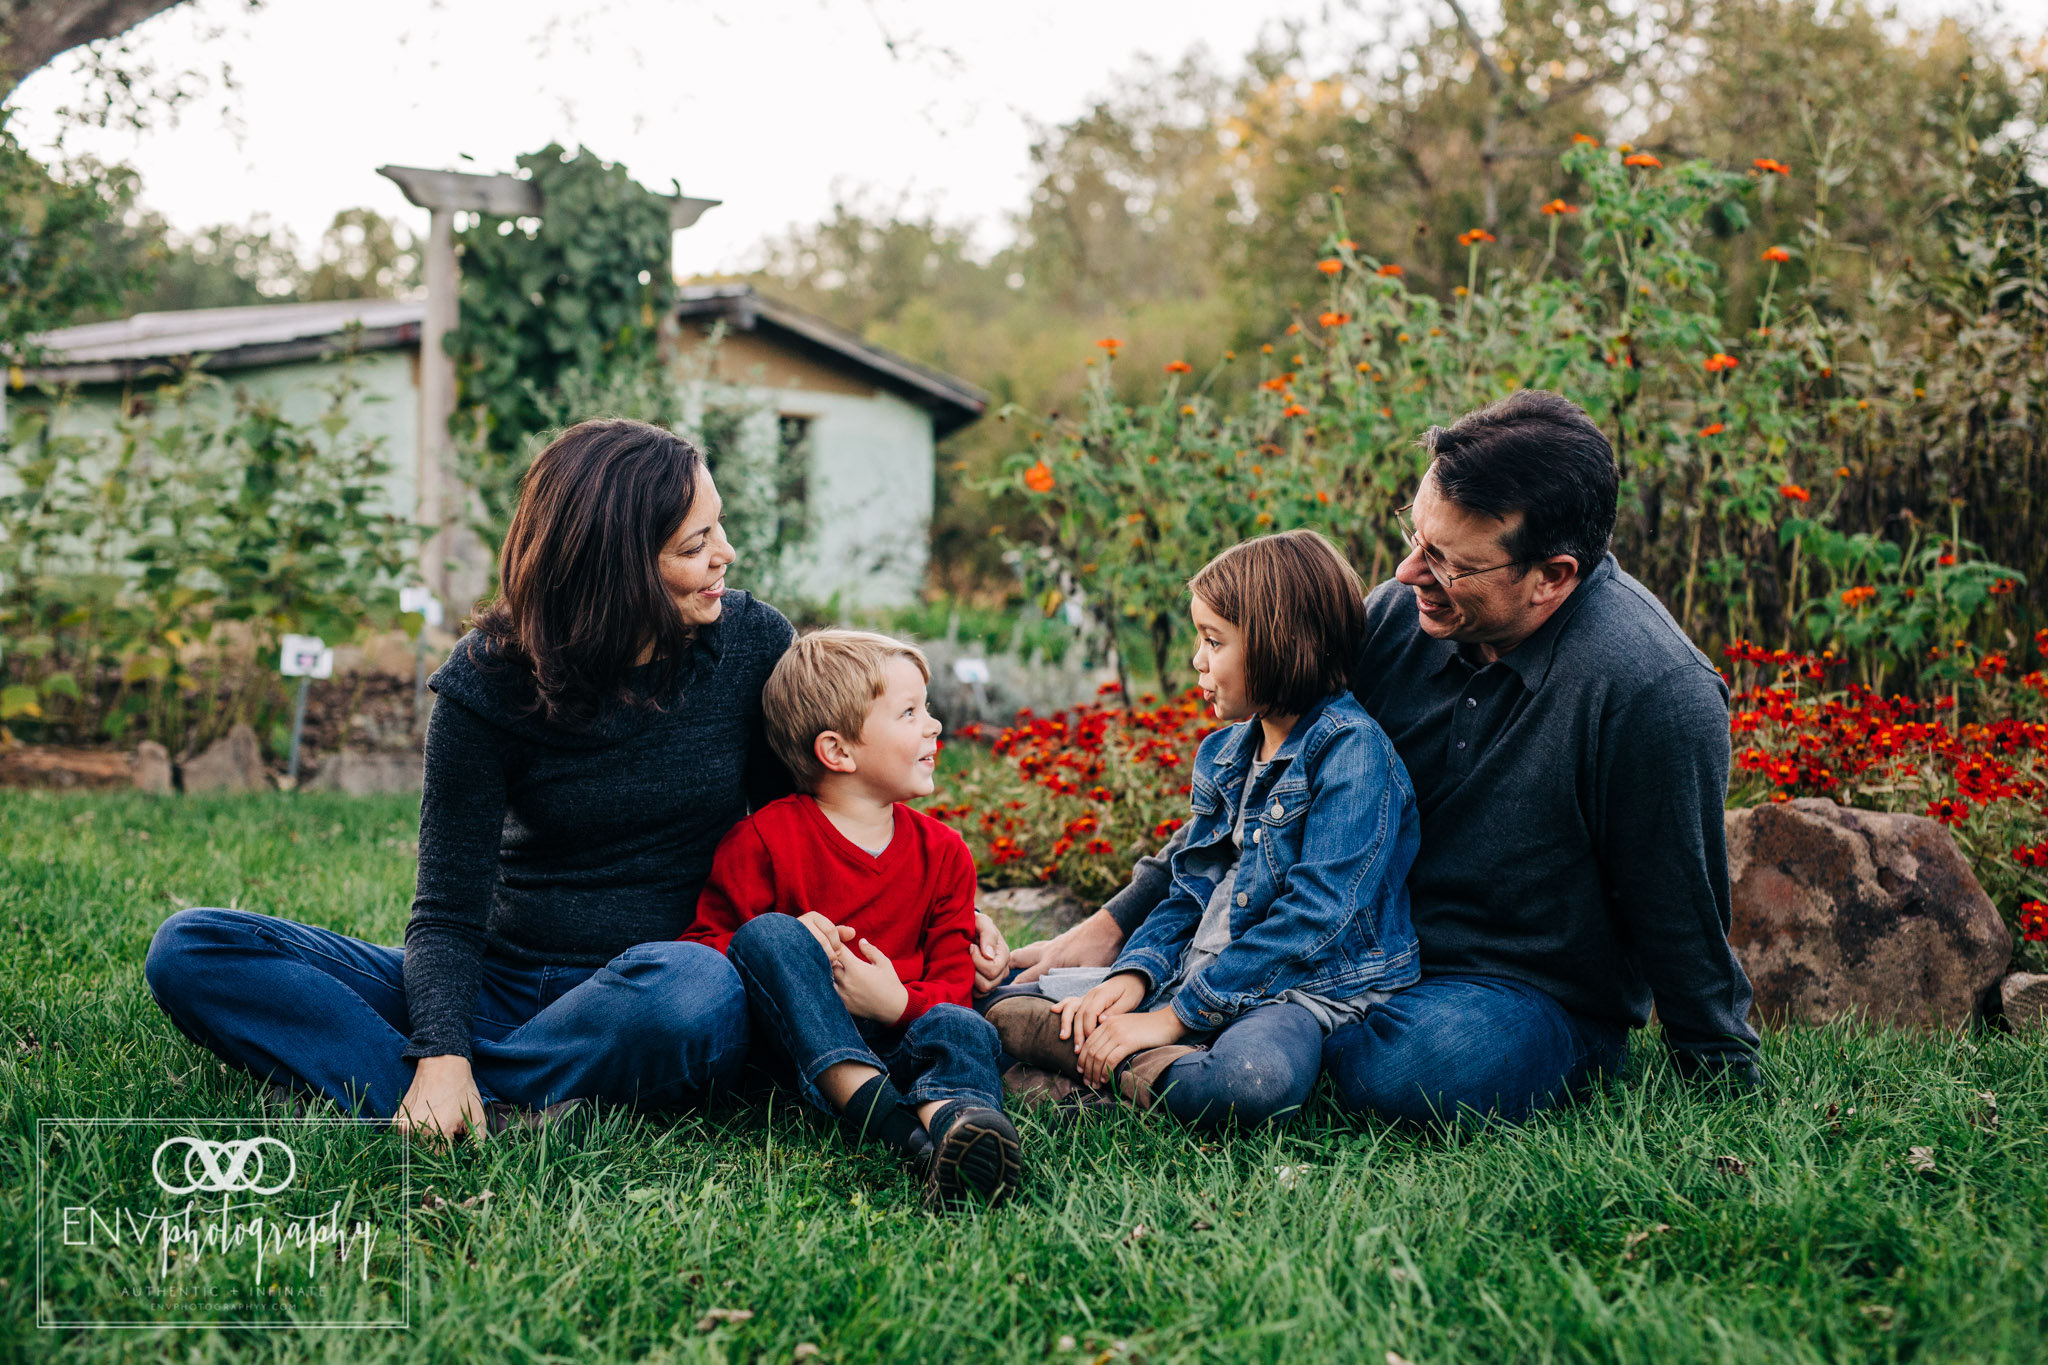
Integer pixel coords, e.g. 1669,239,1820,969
2,790,2044,1363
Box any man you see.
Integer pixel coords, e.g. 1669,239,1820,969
1004,390,1760,1124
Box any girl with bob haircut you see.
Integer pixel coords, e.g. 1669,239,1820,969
147,419,792,1138
989,529,1422,1129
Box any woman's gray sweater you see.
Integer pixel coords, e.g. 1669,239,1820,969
402,591,793,1060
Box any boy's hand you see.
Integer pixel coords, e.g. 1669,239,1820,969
796,912,853,964
1052,972,1146,1051
832,938,911,1024
971,911,1010,996
1076,1007,1189,1087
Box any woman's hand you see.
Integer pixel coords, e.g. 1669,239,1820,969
1076,1007,1189,1087
1010,909,1125,983
393,1054,488,1142
1052,972,1146,1052
832,938,911,1024
971,911,1011,996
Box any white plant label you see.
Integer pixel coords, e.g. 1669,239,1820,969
952,658,991,685
279,635,334,679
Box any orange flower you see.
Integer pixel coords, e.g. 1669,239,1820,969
1540,199,1578,215
1753,158,1791,176
1164,360,1192,374
1704,352,1740,373
1991,578,2016,595
1698,422,1725,437
1318,311,1351,327
1780,483,1811,502
1317,257,1343,275
1572,132,1599,145
1377,263,1403,277
1457,228,1496,246
1096,337,1121,355
1023,460,1055,493
1762,246,1791,263
1337,238,1357,249
1623,152,1663,168
1841,585,1878,607
1316,491,1331,504
1281,404,1308,418
1285,322,1301,335
1835,466,1851,477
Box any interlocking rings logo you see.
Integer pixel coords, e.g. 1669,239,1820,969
150,1136,297,1196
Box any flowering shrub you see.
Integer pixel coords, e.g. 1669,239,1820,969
999,136,2036,693
924,685,1216,900
935,629,2048,969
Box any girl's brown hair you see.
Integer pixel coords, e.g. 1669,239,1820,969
472,419,707,728
1189,529,1366,716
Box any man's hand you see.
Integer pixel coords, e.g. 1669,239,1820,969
1009,909,1126,983
971,911,1011,996
1052,971,1146,1051
832,938,911,1024
1076,1007,1189,1087
392,1054,488,1142
797,911,853,964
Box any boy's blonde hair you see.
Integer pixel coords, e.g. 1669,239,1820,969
763,629,931,791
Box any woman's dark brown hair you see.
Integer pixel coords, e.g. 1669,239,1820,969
1189,529,1366,716
472,418,706,728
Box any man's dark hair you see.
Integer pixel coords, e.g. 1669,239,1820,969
1424,390,1618,578
473,418,706,729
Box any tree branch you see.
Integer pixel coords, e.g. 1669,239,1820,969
0,0,188,98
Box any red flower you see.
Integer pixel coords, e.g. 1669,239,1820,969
1085,838,1114,856
1780,484,1811,502
1990,578,2015,595
1753,158,1791,176
1925,796,1971,825
1281,404,1308,418
1704,353,1740,373
2022,900,2048,943
1623,152,1663,168
1318,311,1351,327
1164,360,1192,374
1023,460,1056,494
1841,585,1877,608
1698,422,1725,437
1763,246,1791,263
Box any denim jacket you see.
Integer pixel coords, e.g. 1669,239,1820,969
1111,691,1421,1031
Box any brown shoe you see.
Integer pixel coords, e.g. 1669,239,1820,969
1113,1045,1201,1110
986,995,1083,1075
1003,1064,1112,1115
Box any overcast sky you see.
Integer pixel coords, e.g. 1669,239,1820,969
8,0,2040,280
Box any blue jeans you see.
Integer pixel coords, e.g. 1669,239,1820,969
1321,974,1629,1128
725,913,1003,1115
144,907,749,1119
1155,1001,1325,1131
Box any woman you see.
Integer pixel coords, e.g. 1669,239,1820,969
145,419,792,1137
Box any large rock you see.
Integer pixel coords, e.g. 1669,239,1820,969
2001,973,2048,1033
308,750,423,796
180,723,269,794
979,885,1091,940
1726,798,2012,1029
0,745,132,789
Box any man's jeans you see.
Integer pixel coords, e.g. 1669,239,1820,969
144,907,749,1119
724,913,1003,1115
1321,974,1629,1127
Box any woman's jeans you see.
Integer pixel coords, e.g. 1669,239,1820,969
1155,1001,1325,1132
724,913,1003,1115
144,907,750,1119
1321,974,1630,1128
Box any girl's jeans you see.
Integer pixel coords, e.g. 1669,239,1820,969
144,906,749,1119
724,913,1004,1115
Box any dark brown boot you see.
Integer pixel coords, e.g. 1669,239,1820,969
1113,1045,1201,1110
1002,1064,1112,1116
986,995,1083,1075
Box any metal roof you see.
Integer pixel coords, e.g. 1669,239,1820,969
18,299,425,385
19,288,989,435
677,284,988,435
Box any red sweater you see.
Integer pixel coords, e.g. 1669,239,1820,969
684,795,978,1026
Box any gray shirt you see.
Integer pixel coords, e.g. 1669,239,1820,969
1106,555,1760,1083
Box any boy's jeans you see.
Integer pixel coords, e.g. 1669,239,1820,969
144,906,749,1119
725,913,1004,1115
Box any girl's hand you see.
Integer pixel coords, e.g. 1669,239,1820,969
831,938,911,1024
1052,972,1147,1051
1076,1007,1189,1087
393,1054,488,1143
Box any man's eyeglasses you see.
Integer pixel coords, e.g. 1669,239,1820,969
1394,504,1525,588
